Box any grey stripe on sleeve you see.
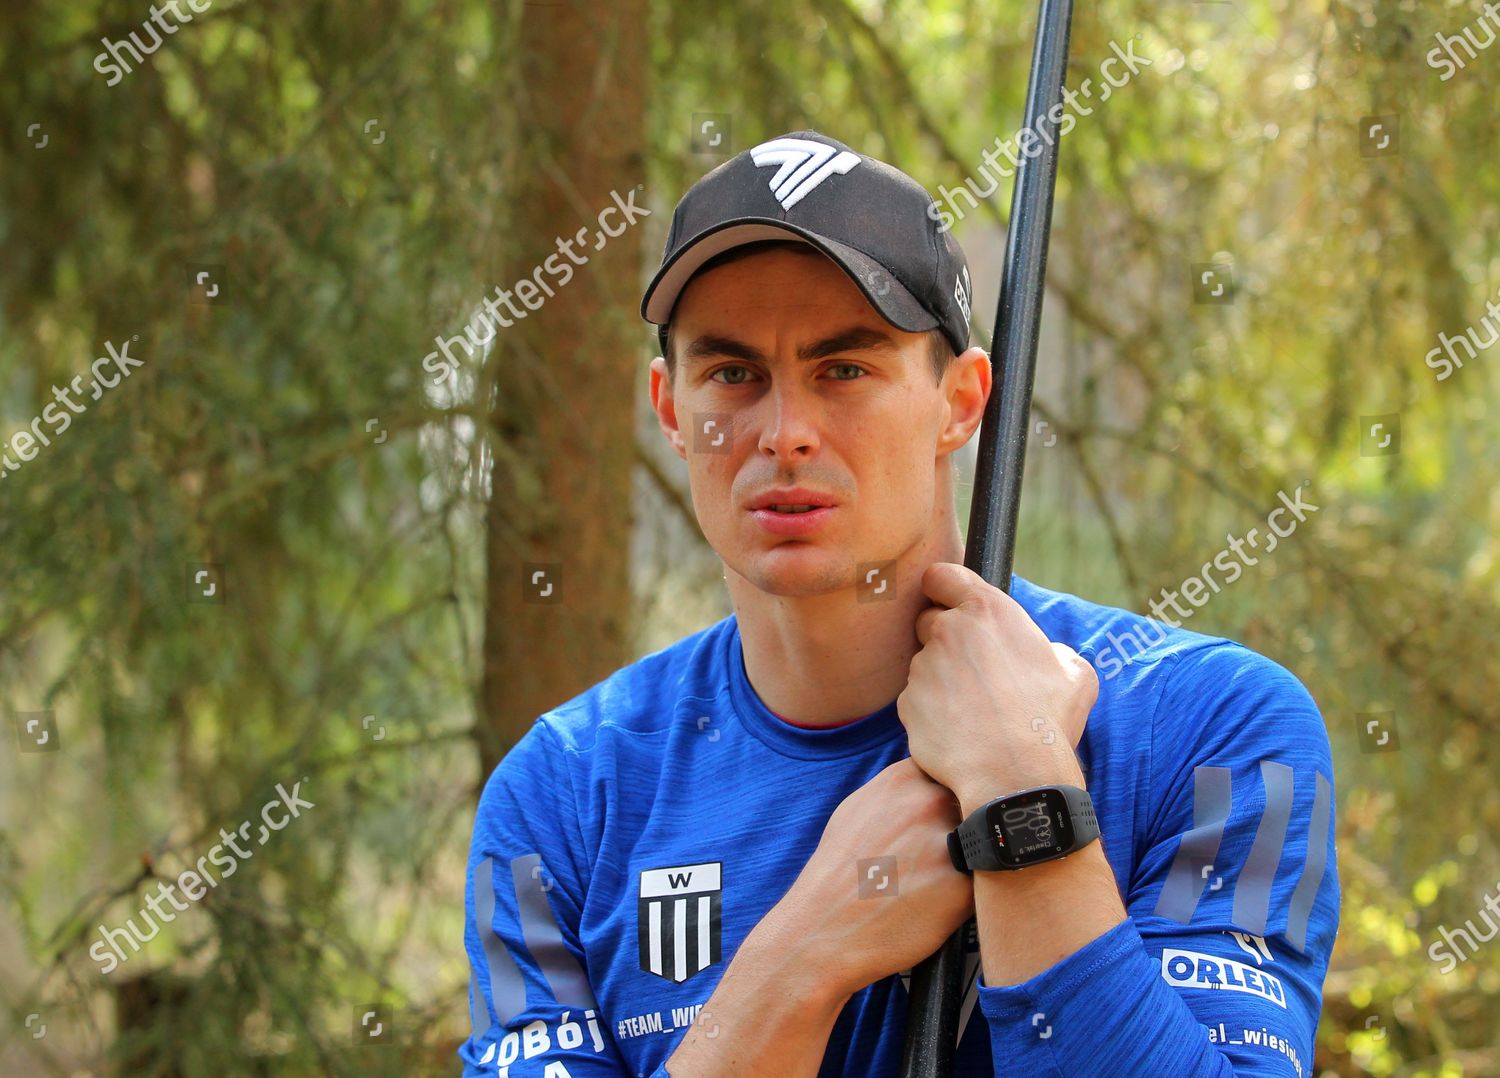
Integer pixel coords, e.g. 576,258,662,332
1153,766,1233,924
473,855,529,1024
512,852,599,1011
1231,760,1295,936
1285,772,1333,953
468,973,489,1039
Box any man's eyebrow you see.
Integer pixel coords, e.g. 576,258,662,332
683,334,765,366
797,326,899,361
682,326,900,368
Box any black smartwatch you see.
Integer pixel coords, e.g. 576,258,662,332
947,784,1099,873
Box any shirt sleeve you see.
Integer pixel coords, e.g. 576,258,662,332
458,721,671,1077
975,643,1339,1076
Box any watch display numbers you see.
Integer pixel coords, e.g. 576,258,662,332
969,786,1092,870
1001,800,1058,857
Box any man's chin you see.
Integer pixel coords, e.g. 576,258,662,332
736,545,854,598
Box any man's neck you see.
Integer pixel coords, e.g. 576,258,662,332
727,523,966,728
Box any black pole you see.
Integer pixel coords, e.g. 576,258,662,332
899,0,1074,1073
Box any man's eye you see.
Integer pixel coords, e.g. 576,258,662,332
709,365,755,385
827,363,867,380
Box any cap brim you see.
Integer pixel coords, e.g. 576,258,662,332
641,219,939,337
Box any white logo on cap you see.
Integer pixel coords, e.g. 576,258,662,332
954,265,972,323
750,138,861,210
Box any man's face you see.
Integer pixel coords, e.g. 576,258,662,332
648,245,986,599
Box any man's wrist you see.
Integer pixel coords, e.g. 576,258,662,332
954,760,1087,818
667,911,852,1077
747,900,861,1007
971,840,1127,984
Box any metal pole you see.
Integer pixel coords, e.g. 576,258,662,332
899,0,1074,1071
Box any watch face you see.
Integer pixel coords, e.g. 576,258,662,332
987,788,1075,866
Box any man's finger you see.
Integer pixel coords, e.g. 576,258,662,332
921,561,1049,651
913,601,945,645
1048,640,1089,676
918,561,993,609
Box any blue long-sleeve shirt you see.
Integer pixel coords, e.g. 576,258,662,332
459,575,1339,1076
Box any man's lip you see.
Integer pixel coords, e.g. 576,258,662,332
750,506,835,535
746,490,838,510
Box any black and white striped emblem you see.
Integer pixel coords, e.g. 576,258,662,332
638,862,722,984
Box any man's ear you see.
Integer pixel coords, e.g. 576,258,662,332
649,356,688,461
937,345,991,456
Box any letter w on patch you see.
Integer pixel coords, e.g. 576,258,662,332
639,862,722,984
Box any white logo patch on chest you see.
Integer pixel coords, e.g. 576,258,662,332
638,862,723,984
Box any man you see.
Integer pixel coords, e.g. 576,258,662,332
459,130,1338,1076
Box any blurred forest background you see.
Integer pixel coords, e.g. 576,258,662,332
2,0,1497,1074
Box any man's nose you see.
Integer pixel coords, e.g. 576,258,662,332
757,382,820,459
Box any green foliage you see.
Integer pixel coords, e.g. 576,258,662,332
3,0,1497,1074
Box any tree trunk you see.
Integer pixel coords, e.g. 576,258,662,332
478,0,648,776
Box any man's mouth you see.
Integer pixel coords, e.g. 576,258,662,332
767,504,818,513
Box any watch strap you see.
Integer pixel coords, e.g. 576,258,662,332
947,784,1098,873
1061,783,1100,847
947,815,1002,874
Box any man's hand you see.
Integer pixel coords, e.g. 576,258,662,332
897,562,1098,812
666,759,973,1076
769,757,976,996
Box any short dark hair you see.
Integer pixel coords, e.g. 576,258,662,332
661,239,955,384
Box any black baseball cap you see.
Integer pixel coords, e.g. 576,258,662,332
641,130,973,362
